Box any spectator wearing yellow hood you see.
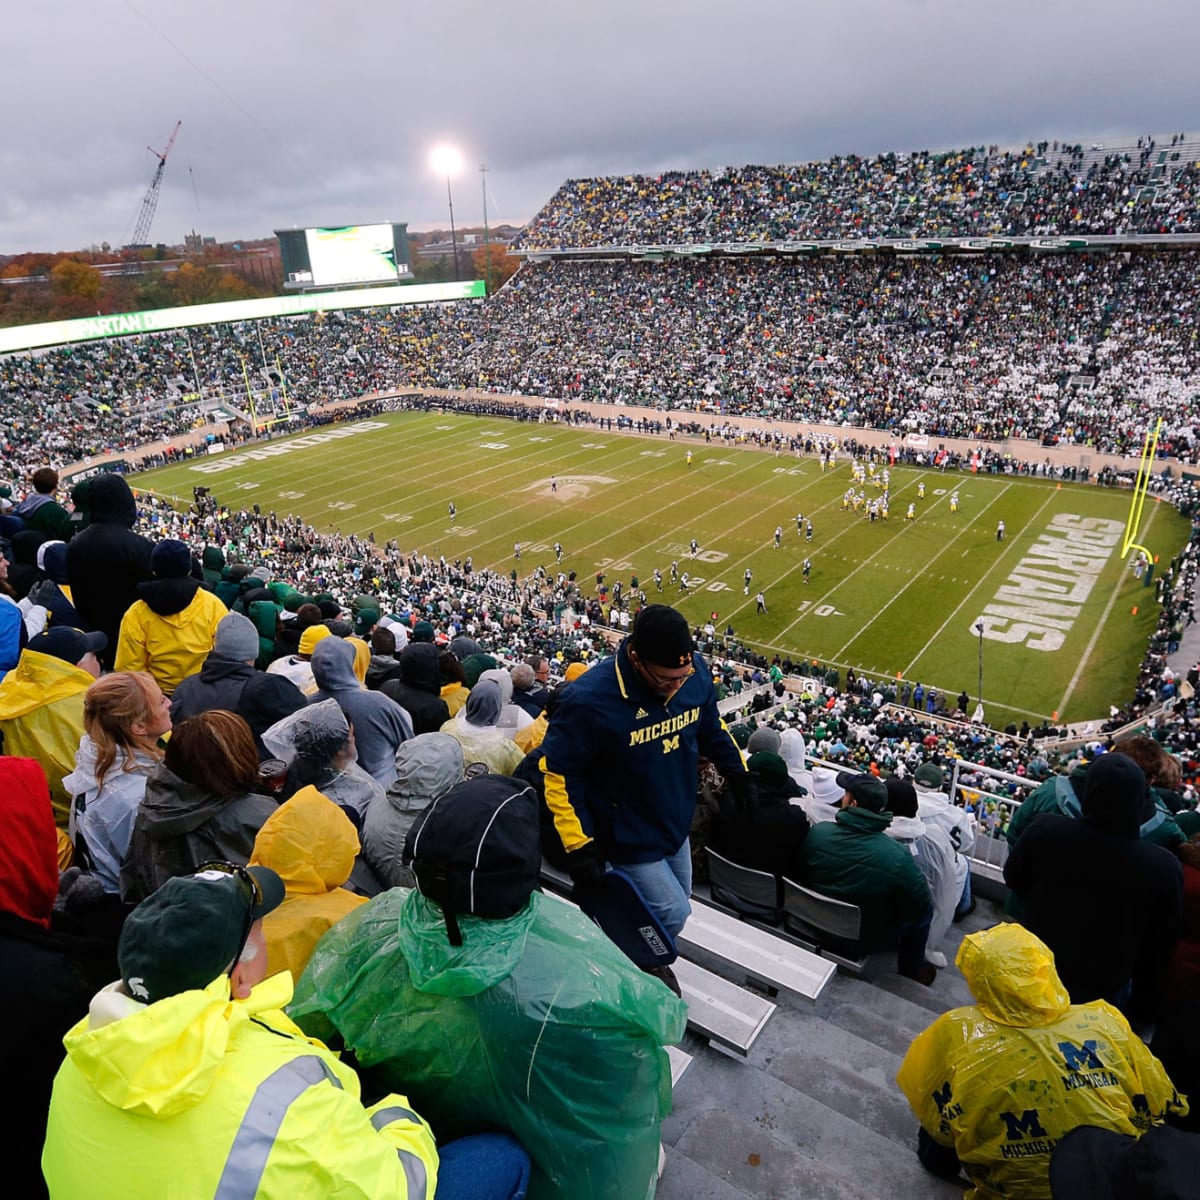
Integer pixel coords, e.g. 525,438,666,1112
249,785,367,982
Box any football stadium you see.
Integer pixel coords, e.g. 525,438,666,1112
7,132,1200,1199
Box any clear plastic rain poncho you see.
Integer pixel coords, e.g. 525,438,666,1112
262,698,350,768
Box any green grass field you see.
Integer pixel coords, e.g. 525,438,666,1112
137,411,1189,724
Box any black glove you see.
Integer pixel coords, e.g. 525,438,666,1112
566,845,605,894
728,773,758,816
27,578,60,609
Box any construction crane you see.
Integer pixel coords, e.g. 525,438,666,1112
127,120,181,248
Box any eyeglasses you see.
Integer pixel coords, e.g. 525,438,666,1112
631,651,694,693
195,860,261,962
196,859,264,908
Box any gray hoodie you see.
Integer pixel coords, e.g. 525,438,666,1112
361,732,465,889
478,668,533,733
310,636,413,787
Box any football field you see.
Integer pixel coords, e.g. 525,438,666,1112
137,411,1189,725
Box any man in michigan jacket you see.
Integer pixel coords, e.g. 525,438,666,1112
540,605,750,944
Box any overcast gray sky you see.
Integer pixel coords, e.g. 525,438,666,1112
2,0,1198,254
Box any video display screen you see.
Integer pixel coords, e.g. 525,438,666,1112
277,223,411,289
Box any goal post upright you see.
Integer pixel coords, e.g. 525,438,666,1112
1121,417,1163,565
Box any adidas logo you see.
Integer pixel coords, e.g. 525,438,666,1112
636,707,649,719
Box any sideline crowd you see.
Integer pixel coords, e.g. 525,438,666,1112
0,460,1196,1198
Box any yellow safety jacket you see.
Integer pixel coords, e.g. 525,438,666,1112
0,649,91,828
43,971,438,1200
896,923,1187,1200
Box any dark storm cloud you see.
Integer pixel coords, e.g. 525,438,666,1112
3,0,1198,253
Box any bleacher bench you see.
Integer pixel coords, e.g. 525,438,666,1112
541,864,777,1056
678,897,835,1003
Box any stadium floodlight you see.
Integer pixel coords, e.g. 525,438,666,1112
430,144,464,282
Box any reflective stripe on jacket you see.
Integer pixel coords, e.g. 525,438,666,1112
43,971,438,1199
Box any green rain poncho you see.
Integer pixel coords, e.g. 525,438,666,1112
290,888,687,1200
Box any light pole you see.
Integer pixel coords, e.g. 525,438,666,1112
975,620,985,718
480,162,491,296
430,144,463,282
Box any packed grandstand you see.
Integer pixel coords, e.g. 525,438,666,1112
3,132,1200,791
7,131,1200,1199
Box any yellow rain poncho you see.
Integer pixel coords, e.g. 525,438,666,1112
896,924,1187,1199
0,648,92,827
249,785,367,983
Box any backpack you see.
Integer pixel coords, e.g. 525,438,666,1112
404,774,540,945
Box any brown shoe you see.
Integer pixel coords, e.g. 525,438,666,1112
899,961,938,987
644,964,682,997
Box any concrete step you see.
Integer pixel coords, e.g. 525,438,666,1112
766,1041,915,1148
749,1000,903,1081
821,1000,923,1059
873,965,974,1014
748,1001,911,1147
666,1109,880,1200
659,1144,753,1200
660,1051,962,1199
821,970,944,1026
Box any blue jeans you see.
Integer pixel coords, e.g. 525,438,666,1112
955,871,973,916
436,1133,531,1200
893,909,933,976
612,838,693,938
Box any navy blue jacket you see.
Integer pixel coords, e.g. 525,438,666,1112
540,640,745,863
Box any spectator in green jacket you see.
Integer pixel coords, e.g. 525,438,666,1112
796,770,936,984
14,468,71,540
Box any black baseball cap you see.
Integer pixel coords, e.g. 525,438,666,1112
835,770,889,812
29,626,107,664
630,605,693,668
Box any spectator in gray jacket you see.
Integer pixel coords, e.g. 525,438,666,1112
361,733,465,889
309,636,413,787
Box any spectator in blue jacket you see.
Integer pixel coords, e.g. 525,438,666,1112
540,605,750,972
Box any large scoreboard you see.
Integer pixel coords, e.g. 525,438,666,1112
276,223,413,289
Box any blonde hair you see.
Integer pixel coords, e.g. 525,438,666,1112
82,671,167,785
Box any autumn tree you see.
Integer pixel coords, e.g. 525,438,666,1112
473,243,520,293
51,259,103,304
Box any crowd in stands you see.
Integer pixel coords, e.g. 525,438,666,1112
6,133,1200,1194
0,457,1195,1196
512,136,1200,249
5,250,1200,462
